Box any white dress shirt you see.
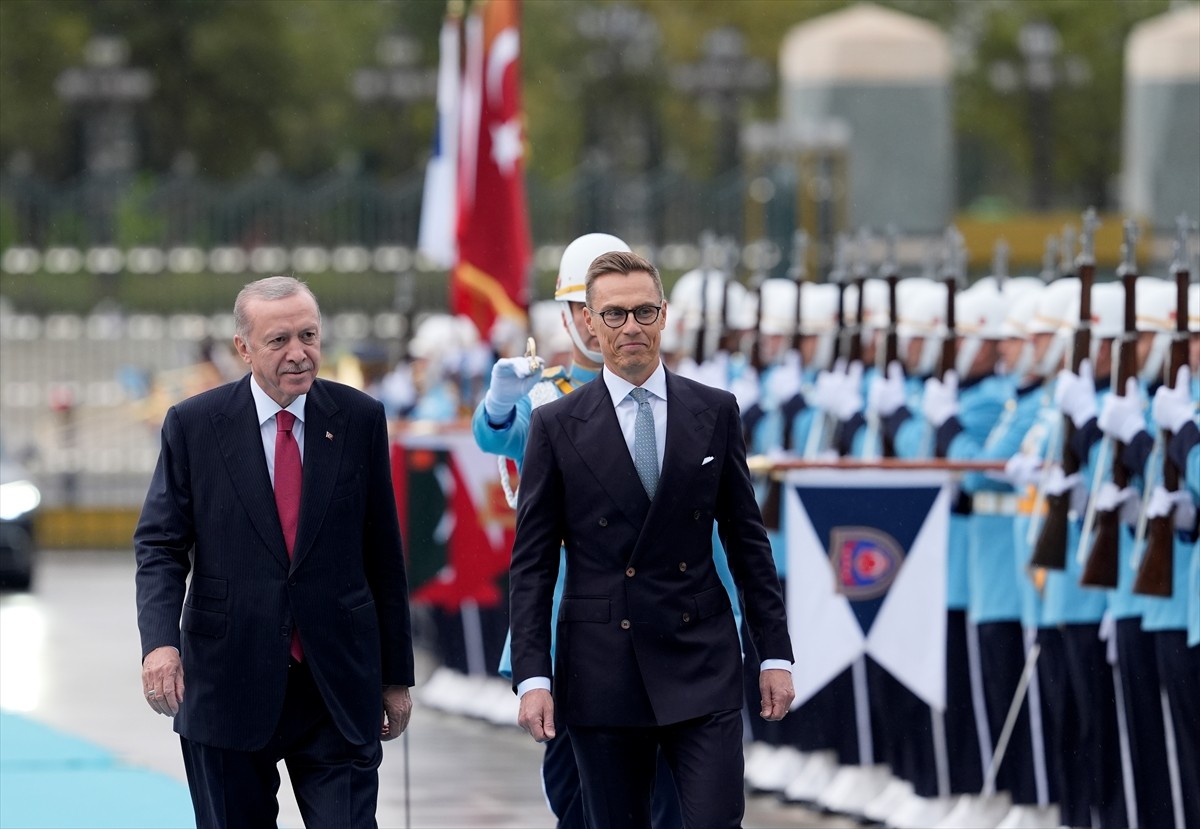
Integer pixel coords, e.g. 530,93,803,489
248,376,307,486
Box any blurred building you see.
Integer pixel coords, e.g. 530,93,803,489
1121,3,1200,230
778,3,953,234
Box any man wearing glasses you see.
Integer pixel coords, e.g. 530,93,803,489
509,251,795,829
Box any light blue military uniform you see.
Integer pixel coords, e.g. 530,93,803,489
473,364,597,677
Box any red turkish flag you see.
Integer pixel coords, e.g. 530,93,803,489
452,0,531,338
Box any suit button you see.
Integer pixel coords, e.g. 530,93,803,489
288,579,297,587
599,517,608,527
682,612,691,623
280,626,290,636
693,510,701,520
678,562,687,572
625,567,635,578
620,619,631,630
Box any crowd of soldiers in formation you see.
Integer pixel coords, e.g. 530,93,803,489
655,215,1199,829
405,215,1197,829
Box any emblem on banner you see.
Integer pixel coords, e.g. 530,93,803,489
828,526,904,601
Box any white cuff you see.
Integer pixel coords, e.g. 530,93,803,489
516,676,551,698
760,659,792,673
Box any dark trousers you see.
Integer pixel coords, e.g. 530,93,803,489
1154,630,1200,829
570,709,742,829
946,610,985,795
180,660,381,829
976,620,1039,805
544,727,683,829
1116,618,1173,829
1060,623,1127,829
867,660,937,795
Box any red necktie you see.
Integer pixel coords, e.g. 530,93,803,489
274,410,304,662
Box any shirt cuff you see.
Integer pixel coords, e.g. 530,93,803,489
516,676,551,698
760,659,792,672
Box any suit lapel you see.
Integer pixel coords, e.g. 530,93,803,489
212,377,290,568
563,379,650,529
636,371,714,554
292,380,346,570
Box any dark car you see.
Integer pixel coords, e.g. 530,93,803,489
0,448,41,590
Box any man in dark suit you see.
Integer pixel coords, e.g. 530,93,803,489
135,275,414,828
510,251,795,829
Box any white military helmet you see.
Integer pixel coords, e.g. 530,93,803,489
554,232,632,362
1030,278,1078,377
843,278,890,331
757,279,799,336
955,282,1011,377
798,281,839,371
1001,285,1044,377
669,268,748,359
895,278,945,376
1135,277,1182,383
408,313,468,380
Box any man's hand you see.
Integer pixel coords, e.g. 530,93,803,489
517,688,556,743
381,685,412,741
759,668,795,722
142,645,184,717
483,356,545,421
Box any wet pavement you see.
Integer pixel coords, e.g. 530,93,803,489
0,549,851,828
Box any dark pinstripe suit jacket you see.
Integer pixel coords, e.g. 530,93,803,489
135,375,413,751
509,370,792,728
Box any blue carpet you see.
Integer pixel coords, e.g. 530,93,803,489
0,711,194,829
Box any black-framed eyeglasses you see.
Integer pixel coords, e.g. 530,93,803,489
588,305,662,328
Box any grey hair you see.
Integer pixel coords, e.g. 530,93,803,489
583,251,663,309
233,276,320,340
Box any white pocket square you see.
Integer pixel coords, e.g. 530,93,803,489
702,456,715,466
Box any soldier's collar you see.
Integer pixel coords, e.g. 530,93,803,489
567,363,599,385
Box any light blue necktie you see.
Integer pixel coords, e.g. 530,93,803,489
629,387,658,499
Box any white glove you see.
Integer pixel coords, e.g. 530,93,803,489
767,350,804,406
1054,359,1098,428
810,359,863,422
829,360,864,421
1003,452,1041,488
1097,378,1146,443
1151,366,1196,434
1095,481,1139,525
1042,463,1086,514
923,370,960,428
483,355,544,420
867,361,907,418
1146,484,1198,532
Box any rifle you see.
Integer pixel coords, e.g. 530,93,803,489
694,231,717,364
1030,208,1098,570
830,232,852,364
937,226,963,386
1081,218,1140,587
1133,216,1191,597
718,236,739,355
789,229,808,354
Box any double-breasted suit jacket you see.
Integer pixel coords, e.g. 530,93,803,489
509,369,792,728
135,376,413,751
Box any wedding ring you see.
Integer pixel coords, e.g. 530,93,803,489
146,690,157,698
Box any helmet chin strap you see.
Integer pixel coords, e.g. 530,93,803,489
563,306,603,364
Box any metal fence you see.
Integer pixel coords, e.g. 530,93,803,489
0,167,757,251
